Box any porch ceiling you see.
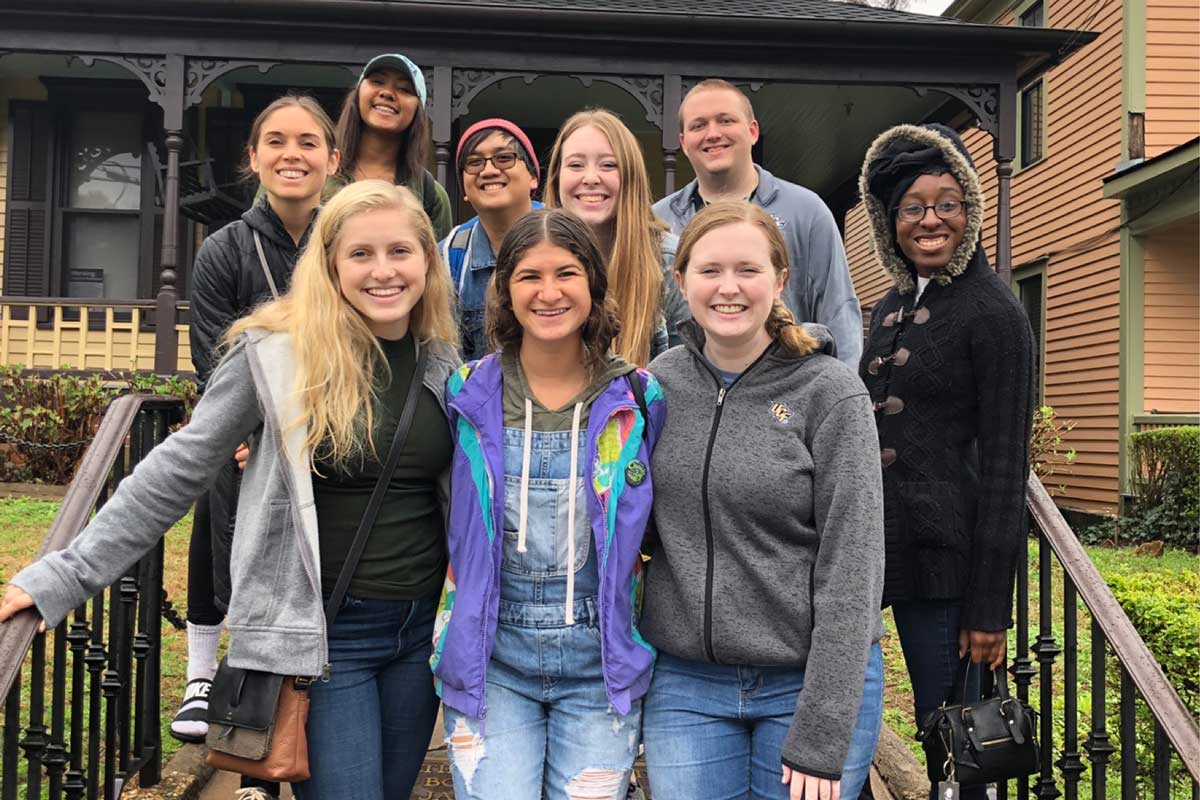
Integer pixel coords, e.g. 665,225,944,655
0,0,1094,87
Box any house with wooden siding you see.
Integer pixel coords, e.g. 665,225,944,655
844,0,1198,517
0,0,1092,378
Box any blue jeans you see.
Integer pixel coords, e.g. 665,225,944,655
891,600,985,800
643,643,884,800
292,593,440,800
442,427,640,799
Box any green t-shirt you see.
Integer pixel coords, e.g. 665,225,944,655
313,334,452,599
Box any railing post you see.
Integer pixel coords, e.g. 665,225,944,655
1120,668,1137,800
18,632,47,798
154,55,186,374
1152,722,1172,800
1032,531,1062,800
64,608,89,800
1084,620,1116,800
45,623,69,796
3,675,20,800
1057,576,1085,799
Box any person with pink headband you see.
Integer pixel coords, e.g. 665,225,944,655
440,118,543,360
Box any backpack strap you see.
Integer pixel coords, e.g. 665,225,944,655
421,169,438,215
626,370,651,443
446,223,475,294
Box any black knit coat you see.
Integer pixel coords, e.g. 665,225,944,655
857,125,1036,632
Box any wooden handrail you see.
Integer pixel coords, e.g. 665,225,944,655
1026,473,1200,780
0,395,185,700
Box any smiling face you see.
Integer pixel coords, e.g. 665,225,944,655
509,241,592,348
357,67,420,135
557,125,621,229
249,105,339,203
679,88,759,179
679,220,783,356
335,207,427,339
462,131,538,215
894,173,968,277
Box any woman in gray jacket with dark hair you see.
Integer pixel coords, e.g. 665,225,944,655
640,200,885,800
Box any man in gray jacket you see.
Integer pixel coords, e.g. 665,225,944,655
653,79,863,367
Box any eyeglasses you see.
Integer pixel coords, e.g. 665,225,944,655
894,200,968,224
463,151,520,175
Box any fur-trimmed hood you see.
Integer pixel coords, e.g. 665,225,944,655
858,124,986,294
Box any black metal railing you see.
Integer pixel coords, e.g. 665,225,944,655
1001,475,1200,800
0,395,186,800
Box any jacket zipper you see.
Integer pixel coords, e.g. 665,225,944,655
692,344,776,663
699,384,727,662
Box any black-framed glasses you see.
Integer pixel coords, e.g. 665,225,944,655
894,199,968,224
463,151,520,175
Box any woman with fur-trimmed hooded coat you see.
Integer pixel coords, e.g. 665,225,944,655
857,123,1035,799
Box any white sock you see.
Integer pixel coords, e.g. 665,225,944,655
185,621,223,682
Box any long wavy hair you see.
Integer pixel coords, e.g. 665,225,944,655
335,78,431,187
543,109,665,367
227,181,458,465
675,201,817,356
485,209,621,372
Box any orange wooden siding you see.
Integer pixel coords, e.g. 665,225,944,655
1145,0,1200,158
1142,219,1200,413
844,204,892,316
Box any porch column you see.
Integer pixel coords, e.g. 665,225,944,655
994,79,1018,286
431,67,454,200
662,74,682,196
154,55,186,374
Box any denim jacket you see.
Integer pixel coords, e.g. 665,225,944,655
430,353,666,719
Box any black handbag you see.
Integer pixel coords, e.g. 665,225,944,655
205,343,429,780
917,660,1040,787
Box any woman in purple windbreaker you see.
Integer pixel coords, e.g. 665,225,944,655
429,209,664,798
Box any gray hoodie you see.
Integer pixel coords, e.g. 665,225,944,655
641,322,884,780
653,166,863,368
12,330,460,678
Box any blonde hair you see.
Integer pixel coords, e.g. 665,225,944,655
544,109,665,367
674,201,817,356
227,180,458,465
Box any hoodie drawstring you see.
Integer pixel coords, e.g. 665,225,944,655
515,398,533,554
565,402,583,625
515,396,585,625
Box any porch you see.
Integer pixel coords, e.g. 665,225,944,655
0,0,1093,372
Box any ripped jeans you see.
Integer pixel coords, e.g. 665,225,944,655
443,427,641,800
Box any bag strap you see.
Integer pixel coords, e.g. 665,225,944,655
626,370,651,443
322,342,429,627
252,230,281,300
448,223,474,294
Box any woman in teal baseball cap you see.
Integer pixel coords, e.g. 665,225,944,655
335,53,453,238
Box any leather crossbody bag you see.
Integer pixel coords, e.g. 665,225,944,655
205,344,429,781
917,660,1040,787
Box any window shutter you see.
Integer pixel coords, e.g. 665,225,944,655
4,101,52,297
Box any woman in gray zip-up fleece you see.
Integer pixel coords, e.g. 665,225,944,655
0,182,461,800
640,201,885,800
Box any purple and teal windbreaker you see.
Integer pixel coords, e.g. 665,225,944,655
430,353,666,719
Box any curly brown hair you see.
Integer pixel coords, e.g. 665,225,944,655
485,209,621,368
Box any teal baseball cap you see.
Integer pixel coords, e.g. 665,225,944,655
358,53,427,107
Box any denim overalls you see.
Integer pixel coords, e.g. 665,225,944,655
443,402,641,800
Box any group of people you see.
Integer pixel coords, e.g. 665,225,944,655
0,50,1036,800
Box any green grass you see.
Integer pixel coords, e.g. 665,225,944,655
879,537,1200,797
1,496,196,795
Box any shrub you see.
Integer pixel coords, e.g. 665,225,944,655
1127,426,1199,549
1030,405,1077,490
0,367,197,484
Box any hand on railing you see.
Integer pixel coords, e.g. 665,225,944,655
0,583,45,632
959,628,1007,670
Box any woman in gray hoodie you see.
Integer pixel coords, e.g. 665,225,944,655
640,201,885,800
